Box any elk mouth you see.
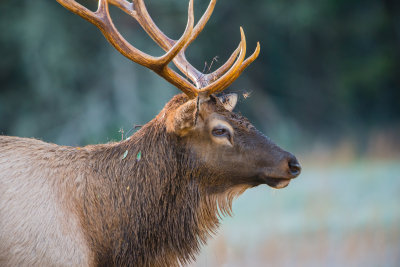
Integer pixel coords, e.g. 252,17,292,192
259,158,301,189
263,177,292,189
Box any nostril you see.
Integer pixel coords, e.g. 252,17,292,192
288,157,301,177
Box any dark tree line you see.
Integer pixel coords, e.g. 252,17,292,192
0,0,399,150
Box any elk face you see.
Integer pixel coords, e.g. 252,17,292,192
167,94,301,191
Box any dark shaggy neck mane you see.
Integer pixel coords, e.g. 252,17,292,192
77,96,244,267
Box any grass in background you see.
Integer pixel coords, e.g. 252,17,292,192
190,159,400,267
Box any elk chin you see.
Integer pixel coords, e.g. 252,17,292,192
263,177,291,189
257,167,296,189
247,174,292,189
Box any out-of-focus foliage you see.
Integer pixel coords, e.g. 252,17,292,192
0,0,399,151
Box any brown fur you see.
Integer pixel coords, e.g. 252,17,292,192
0,94,299,266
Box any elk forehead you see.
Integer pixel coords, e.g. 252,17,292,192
226,111,255,132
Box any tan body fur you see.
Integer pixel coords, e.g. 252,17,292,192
0,137,92,266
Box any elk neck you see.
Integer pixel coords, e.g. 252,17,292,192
77,100,228,266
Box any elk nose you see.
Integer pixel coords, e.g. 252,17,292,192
288,155,301,177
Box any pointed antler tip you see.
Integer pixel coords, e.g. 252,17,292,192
188,0,195,26
239,28,246,43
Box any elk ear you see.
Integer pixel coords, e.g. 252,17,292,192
167,99,198,136
218,93,238,112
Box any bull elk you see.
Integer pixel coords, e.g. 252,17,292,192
0,0,301,266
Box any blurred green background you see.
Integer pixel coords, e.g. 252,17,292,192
0,0,399,266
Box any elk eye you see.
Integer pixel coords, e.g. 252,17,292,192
212,128,230,138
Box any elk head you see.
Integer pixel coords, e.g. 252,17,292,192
163,93,301,194
57,0,301,191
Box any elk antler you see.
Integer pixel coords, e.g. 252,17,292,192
57,0,260,98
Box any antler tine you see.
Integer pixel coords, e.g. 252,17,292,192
56,0,99,27
155,0,195,67
186,0,217,48
107,0,137,19
210,42,260,95
199,29,260,96
175,0,218,87
200,42,241,86
199,27,247,95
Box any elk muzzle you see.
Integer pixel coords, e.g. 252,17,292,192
260,152,301,189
